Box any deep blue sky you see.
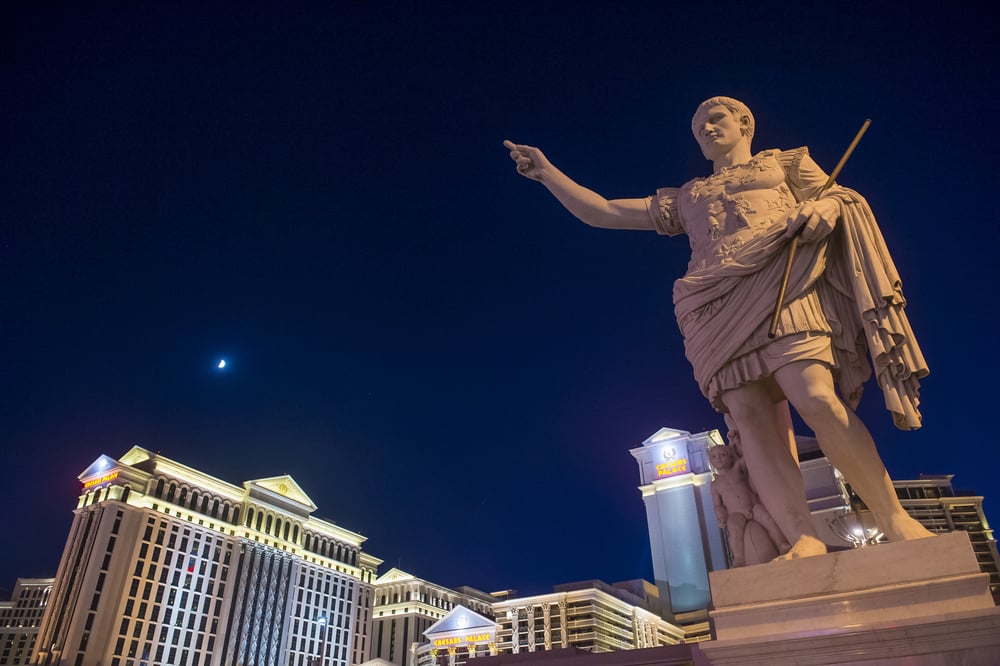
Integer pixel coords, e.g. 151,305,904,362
3,3,997,598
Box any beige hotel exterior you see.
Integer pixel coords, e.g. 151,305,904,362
31,447,381,666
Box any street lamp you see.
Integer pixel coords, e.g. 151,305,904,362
830,507,883,548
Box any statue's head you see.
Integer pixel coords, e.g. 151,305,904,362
708,445,735,470
692,96,755,140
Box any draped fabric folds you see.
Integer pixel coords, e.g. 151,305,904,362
672,188,928,430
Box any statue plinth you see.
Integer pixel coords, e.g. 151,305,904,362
699,531,1000,664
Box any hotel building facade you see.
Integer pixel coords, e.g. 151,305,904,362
891,474,1000,599
489,580,683,657
1,579,54,666
31,447,381,666
369,568,495,666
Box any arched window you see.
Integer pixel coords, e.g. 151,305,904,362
255,512,263,531
121,486,131,503
155,479,165,498
166,484,176,503
178,487,187,505
212,499,220,519
265,514,273,534
231,507,240,525
201,496,210,514
283,522,291,541
292,525,299,542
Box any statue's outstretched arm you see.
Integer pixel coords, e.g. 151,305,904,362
504,140,654,231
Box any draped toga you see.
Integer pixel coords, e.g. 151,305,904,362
644,148,927,430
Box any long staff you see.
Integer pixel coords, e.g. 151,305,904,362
767,119,871,339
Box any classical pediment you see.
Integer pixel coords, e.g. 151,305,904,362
78,454,122,481
245,475,317,513
424,605,496,640
375,568,416,584
642,427,693,447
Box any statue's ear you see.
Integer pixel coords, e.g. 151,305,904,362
739,115,752,135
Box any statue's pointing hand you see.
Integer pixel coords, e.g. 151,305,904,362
504,140,549,182
784,198,840,243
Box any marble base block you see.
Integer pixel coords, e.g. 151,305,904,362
699,531,1000,665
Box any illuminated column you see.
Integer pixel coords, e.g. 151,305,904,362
558,601,568,646
542,604,552,650
526,606,535,651
509,608,520,654
631,428,728,616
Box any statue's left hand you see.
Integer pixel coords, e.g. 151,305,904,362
784,198,840,243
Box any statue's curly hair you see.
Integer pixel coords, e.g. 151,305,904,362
692,97,755,140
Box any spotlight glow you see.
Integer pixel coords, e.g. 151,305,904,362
217,359,226,369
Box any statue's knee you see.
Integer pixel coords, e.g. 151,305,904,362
727,406,771,435
795,387,845,423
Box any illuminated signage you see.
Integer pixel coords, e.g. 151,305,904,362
656,459,688,477
433,633,492,647
82,470,120,489
654,444,689,478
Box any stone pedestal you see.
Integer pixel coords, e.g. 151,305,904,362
697,532,1000,665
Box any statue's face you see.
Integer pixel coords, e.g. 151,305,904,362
709,446,734,469
693,105,750,160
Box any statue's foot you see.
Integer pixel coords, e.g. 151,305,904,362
774,535,827,561
882,513,935,541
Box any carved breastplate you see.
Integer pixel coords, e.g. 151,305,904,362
680,154,798,270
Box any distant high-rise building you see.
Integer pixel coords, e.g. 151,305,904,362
31,447,381,666
891,474,999,598
0,578,53,666
368,568,494,666
489,580,683,658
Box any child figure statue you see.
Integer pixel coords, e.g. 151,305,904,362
709,444,790,566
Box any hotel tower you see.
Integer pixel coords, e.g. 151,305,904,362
32,447,381,666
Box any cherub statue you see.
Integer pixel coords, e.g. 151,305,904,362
709,444,790,566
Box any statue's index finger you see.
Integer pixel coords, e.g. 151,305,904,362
505,139,535,152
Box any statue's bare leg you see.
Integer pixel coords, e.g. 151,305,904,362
727,514,748,567
722,383,827,559
752,504,791,553
773,360,934,542
774,400,798,462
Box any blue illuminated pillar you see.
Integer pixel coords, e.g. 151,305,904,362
631,428,727,616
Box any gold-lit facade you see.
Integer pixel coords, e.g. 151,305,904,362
31,447,381,666
491,581,683,656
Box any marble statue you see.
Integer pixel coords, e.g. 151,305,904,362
505,96,932,560
709,444,789,566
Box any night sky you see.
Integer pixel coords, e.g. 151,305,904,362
3,3,997,599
